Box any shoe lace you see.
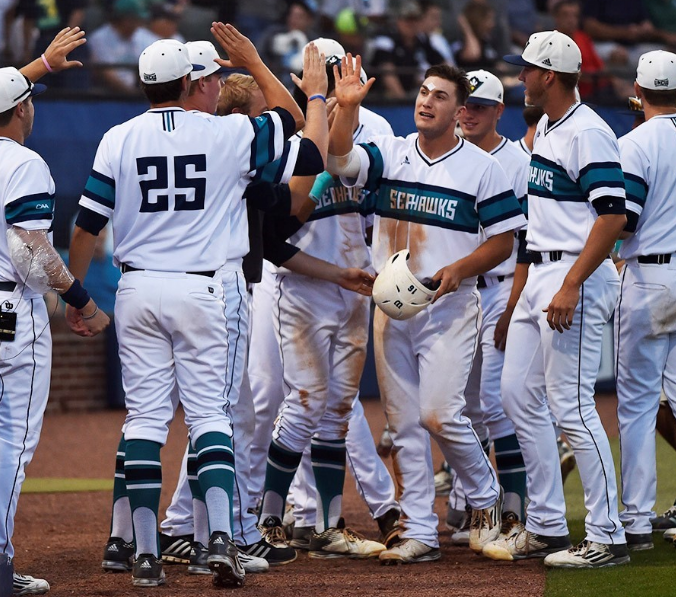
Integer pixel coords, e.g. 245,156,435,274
341,526,367,542
569,539,591,555
662,504,676,518
262,525,287,545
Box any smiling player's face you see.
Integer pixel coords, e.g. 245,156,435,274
414,76,464,140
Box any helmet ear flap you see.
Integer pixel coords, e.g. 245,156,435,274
373,250,436,320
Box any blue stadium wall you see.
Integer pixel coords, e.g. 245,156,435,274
31,100,631,394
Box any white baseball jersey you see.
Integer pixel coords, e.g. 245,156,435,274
0,138,55,298
79,107,290,271
484,137,530,277
347,134,526,281
618,113,676,259
512,137,531,156
526,103,625,253
280,107,393,273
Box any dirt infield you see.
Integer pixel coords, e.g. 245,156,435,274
13,397,622,596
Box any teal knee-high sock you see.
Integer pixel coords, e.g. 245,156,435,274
259,439,303,524
125,439,162,557
194,432,235,537
311,437,346,533
494,433,527,521
186,444,209,546
109,434,133,543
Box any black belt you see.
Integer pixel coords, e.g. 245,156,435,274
0,281,16,292
528,251,611,264
477,275,506,289
121,264,216,277
638,254,672,264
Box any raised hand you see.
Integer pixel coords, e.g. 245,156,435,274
210,22,261,71
43,27,87,72
290,42,328,98
332,53,375,108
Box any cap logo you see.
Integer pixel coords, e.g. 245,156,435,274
655,78,669,87
468,75,483,93
143,73,157,82
542,58,552,67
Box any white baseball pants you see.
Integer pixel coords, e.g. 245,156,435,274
374,286,501,548
0,294,50,559
502,257,625,544
616,259,676,534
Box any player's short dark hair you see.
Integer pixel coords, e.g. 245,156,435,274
140,77,184,104
423,64,471,105
522,106,544,127
555,71,580,91
293,62,337,115
640,86,676,108
0,105,16,127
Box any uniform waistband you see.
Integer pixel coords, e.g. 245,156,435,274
477,274,513,289
120,264,216,278
636,253,673,265
0,281,16,292
529,251,611,264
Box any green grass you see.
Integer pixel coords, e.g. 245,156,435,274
545,435,676,597
22,477,113,493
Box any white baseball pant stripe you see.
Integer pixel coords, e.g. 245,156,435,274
0,295,50,559
502,258,625,543
465,277,516,441
289,395,399,527
161,270,260,545
374,287,500,548
616,260,676,534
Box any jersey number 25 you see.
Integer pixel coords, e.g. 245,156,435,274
137,154,206,212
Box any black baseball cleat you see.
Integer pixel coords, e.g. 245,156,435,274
208,531,245,587
159,532,193,564
102,537,134,572
626,532,654,551
187,542,210,575
376,508,401,548
131,554,165,587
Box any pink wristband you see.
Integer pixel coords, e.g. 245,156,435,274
41,54,53,73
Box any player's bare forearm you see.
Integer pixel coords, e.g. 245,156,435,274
328,105,358,161
494,262,529,350
69,225,98,281
432,231,513,301
302,100,329,165
283,251,374,295
211,22,304,132
288,176,317,220
20,27,86,81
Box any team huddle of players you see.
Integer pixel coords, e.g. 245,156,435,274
1,18,676,596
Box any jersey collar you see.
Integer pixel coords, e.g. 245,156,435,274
415,136,464,166
544,102,582,136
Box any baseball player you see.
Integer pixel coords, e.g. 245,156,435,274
0,28,110,597
154,43,331,572
615,50,676,551
67,26,304,588
484,31,629,568
328,57,526,564
255,51,392,560
456,69,530,531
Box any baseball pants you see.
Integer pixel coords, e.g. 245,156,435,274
616,259,676,534
374,285,501,548
502,257,625,544
0,293,50,559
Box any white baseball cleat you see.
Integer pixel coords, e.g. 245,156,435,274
543,540,630,568
308,525,386,559
482,516,572,561
12,573,50,596
469,488,503,553
378,538,441,565
664,527,676,541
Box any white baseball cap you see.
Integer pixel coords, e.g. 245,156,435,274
504,30,581,74
138,39,204,85
185,41,228,81
0,67,46,113
636,50,676,90
466,70,504,105
305,37,368,85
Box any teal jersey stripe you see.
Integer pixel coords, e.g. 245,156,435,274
577,161,624,197
477,190,520,227
623,172,648,207
5,193,54,224
84,171,115,208
249,114,274,173
308,180,366,221
361,142,385,191
529,155,583,202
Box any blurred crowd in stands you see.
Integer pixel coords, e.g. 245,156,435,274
1,0,674,103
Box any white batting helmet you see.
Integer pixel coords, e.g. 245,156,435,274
373,251,436,320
